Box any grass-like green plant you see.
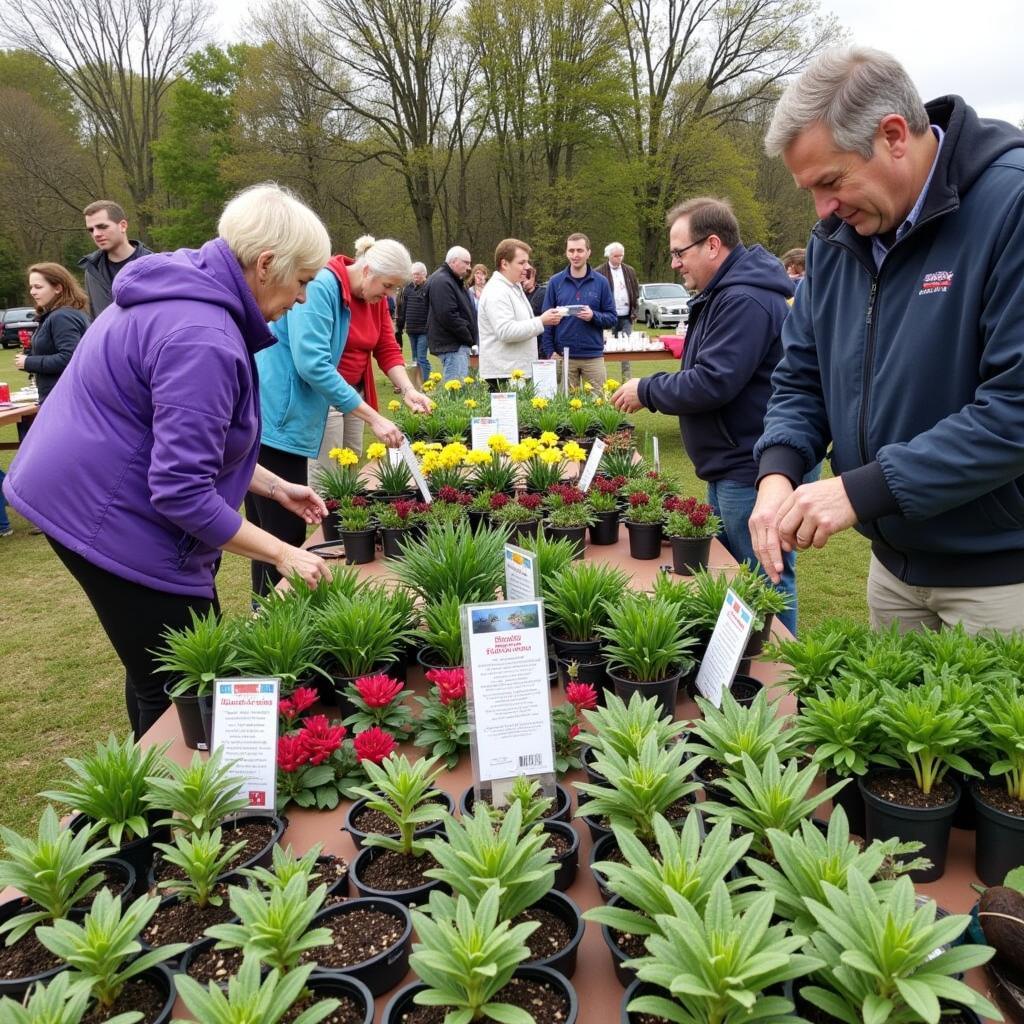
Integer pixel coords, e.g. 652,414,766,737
41,734,171,848
205,874,331,974
423,802,554,921
789,679,884,780
153,827,245,908
336,499,374,531
313,458,363,502
727,562,792,625
585,809,751,942
575,733,704,842
35,889,187,1011
421,593,465,666
625,879,821,1024
152,607,239,698
173,957,340,1024
531,533,579,588
685,568,733,632
238,842,324,894
371,454,414,495
0,806,115,945
393,521,506,603
597,594,695,682
579,690,686,761
543,561,631,642
978,675,1024,800
468,451,516,493
233,597,324,693
0,970,141,1024
593,405,631,443
313,587,410,678
545,499,596,529
144,747,249,836
762,629,847,703
350,753,446,857
800,872,1000,1024
409,886,538,1024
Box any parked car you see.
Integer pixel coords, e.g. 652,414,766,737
1,307,37,349
636,283,690,329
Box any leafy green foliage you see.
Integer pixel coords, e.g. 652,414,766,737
238,843,325,894
762,629,847,702
153,828,245,908
144,747,249,835
597,594,695,681
152,607,240,697
233,597,324,693
979,676,1024,800
313,587,412,677
579,690,686,761
393,521,506,603
789,679,885,779
0,970,141,1024
543,561,631,641
421,593,466,666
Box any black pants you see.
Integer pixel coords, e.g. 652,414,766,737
244,444,310,597
48,537,218,739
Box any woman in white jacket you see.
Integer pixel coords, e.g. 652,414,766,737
477,239,563,389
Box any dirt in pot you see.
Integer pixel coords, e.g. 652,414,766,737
151,820,279,884
511,905,573,962
304,908,405,969
80,975,166,1024
73,863,131,909
543,831,572,859
311,855,349,892
400,974,571,1023
864,772,956,809
350,793,448,835
358,850,439,891
140,885,235,947
185,944,246,985
281,994,366,1024
612,925,646,960
975,783,1024,817
0,926,63,982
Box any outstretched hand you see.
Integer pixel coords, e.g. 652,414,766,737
274,481,327,525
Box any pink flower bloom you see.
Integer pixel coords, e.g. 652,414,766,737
355,674,404,708
426,667,466,705
353,727,397,764
629,492,650,507
569,723,581,740
565,682,598,712
277,734,309,773
300,715,346,765
278,697,297,721
291,687,319,713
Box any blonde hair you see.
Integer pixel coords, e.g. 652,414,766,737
353,234,412,281
218,183,330,283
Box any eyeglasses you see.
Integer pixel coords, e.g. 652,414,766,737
669,237,708,260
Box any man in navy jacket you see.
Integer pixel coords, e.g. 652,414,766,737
750,47,1024,634
612,197,798,631
540,233,616,389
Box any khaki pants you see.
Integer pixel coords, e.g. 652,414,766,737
566,357,606,391
866,554,1024,635
308,408,365,487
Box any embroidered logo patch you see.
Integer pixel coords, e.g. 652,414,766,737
919,270,954,296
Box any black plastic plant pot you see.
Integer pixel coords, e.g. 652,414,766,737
826,767,867,838
0,896,68,997
126,963,177,1024
340,527,376,565
743,615,774,659
859,771,961,882
607,666,681,720
349,845,446,908
322,510,341,542
550,634,602,662
589,509,620,546
669,535,712,575
466,508,487,533
380,526,412,559
71,857,136,917
198,691,215,748
165,681,209,750
558,656,610,703
950,764,981,831
621,980,674,1023
344,789,454,850
589,831,618,902
601,895,641,988
509,518,541,543
416,647,461,674
67,813,169,897
311,897,413,997
522,890,585,979
580,809,614,846
381,965,579,1024
971,783,1024,886
460,782,572,823
581,744,607,786
221,812,288,873
625,521,663,560
544,821,580,892
305,972,375,1024
728,675,763,708
545,524,587,559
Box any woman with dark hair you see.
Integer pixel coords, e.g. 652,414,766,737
14,263,91,403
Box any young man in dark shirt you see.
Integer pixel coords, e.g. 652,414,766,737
78,200,154,317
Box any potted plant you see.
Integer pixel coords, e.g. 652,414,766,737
314,446,365,540
490,492,542,541
586,478,621,546
233,597,325,695
622,493,664,559
366,441,414,499
375,499,427,558
341,673,413,737
663,498,721,574
543,486,595,558
544,561,630,666
335,497,377,564
532,532,580,589
413,667,470,769
600,441,644,481
597,594,696,717
393,521,506,604
0,971,147,1024
521,445,567,494
466,447,517,497
152,608,239,750
418,593,465,672
275,717,363,813
763,627,849,710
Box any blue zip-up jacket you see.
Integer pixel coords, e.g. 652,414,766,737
638,244,792,485
540,264,616,358
257,267,361,458
755,96,1024,587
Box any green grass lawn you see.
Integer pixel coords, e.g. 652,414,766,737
0,345,869,833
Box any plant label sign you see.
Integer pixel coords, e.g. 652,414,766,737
694,588,755,708
490,392,519,444
652,436,661,474
577,438,607,492
387,447,403,468
399,436,432,502
562,348,570,395
532,359,558,399
211,677,280,811
471,416,501,451
462,599,556,799
504,543,539,601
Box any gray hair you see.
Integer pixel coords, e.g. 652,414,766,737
352,234,413,281
446,245,470,264
410,261,427,275
604,242,624,258
218,182,330,283
765,46,929,160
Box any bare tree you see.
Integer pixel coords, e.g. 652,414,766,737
1,0,211,237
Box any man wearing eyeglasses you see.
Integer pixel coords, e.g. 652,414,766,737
612,197,798,630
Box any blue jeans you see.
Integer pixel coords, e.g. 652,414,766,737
409,333,431,382
707,478,798,635
614,316,632,335
440,348,469,382
0,467,9,531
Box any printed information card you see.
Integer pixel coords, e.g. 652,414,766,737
532,359,558,399
693,588,755,708
211,677,280,811
504,543,539,601
471,416,501,451
577,438,607,492
399,436,432,502
490,393,520,444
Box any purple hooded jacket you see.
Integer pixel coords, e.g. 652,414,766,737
3,238,274,598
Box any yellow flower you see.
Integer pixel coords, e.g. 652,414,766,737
521,437,541,452
444,379,462,391
539,447,563,464
539,431,559,447
594,397,605,407
427,442,443,451
531,397,548,410
423,380,435,392
463,376,475,385
366,442,387,460
507,443,532,463
411,441,428,455
569,398,583,410
562,441,587,463
429,371,443,382
464,449,492,465
420,451,442,474
464,399,478,409
583,382,593,392
488,434,510,454
387,399,401,412
444,442,469,459
329,447,359,467
603,379,620,393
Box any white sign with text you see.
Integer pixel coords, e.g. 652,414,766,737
211,677,280,811
532,360,558,399
577,438,607,492
490,393,520,445
504,543,539,601
471,416,501,451
693,588,755,708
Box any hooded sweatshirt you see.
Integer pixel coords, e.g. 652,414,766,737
4,237,273,597
638,244,794,485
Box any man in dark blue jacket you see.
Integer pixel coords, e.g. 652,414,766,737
750,46,1024,634
612,198,797,630
540,233,616,389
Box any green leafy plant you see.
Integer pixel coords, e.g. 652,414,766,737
586,487,617,513
342,673,413,734
233,597,324,693
543,561,630,642
0,806,116,945
545,499,596,528
409,886,538,1024
414,668,470,769
393,521,506,603
761,629,847,702
144,747,249,836
375,499,426,530
598,594,695,681
468,451,516,493
370,453,413,495
336,498,374,531
0,970,141,1024
593,404,630,440
41,734,171,849
421,593,466,667
686,568,733,632
579,690,686,761
622,492,664,525
495,776,554,834
728,562,791,625
800,872,1000,1024
521,451,564,493
35,890,188,1011
531,532,579,587
238,842,325,894
152,607,240,698
664,502,721,540
153,827,246,908
978,675,1024,800
625,880,822,1024
489,497,539,527
173,957,340,1024
313,587,410,678
350,753,446,857
312,451,364,502
840,625,922,690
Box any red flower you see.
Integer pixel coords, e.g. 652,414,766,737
291,687,319,713
426,667,466,704
351,495,370,507
355,674,404,708
565,682,598,712
299,715,346,765
490,492,511,510
278,697,297,721
324,498,340,511
681,496,698,514
569,723,581,740
629,492,650,507
353,727,397,764
393,500,416,521
437,485,462,503
663,495,684,513
277,734,309,773
517,492,543,511
689,506,709,528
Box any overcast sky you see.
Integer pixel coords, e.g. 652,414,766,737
213,0,1024,127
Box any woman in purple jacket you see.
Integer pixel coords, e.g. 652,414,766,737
3,183,333,737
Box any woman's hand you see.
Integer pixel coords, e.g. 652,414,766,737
403,388,433,414
14,354,26,370
540,308,564,327
275,544,333,588
273,480,328,524
370,414,405,447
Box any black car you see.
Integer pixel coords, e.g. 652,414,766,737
1,307,37,349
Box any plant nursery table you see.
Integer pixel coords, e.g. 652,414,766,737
469,348,680,370
139,533,999,1023
0,402,37,449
